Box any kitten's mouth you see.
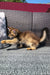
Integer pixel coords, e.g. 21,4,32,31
8,37,14,39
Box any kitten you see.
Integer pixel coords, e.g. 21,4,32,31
1,27,48,50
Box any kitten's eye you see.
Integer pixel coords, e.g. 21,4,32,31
12,30,16,34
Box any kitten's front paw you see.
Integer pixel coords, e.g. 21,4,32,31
1,40,6,44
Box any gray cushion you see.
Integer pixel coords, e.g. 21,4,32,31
0,12,8,48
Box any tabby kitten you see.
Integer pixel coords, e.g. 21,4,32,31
1,27,48,50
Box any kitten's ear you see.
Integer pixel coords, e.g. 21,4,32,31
16,29,21,34
7,26,11,32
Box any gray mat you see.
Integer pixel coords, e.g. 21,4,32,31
0,46,50,75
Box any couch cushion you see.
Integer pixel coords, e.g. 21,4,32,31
0,12,9,48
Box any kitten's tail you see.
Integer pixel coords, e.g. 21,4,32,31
40,27,49,43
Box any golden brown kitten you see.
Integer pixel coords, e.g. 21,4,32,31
1,27,48,50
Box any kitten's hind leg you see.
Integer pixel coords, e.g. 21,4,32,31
27,46,36,50
26,43,38,50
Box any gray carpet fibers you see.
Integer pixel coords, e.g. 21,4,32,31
0,46,50,75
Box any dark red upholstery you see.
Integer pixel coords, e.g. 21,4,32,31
0,2,50,12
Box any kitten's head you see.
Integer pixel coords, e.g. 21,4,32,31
8,26,20,39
